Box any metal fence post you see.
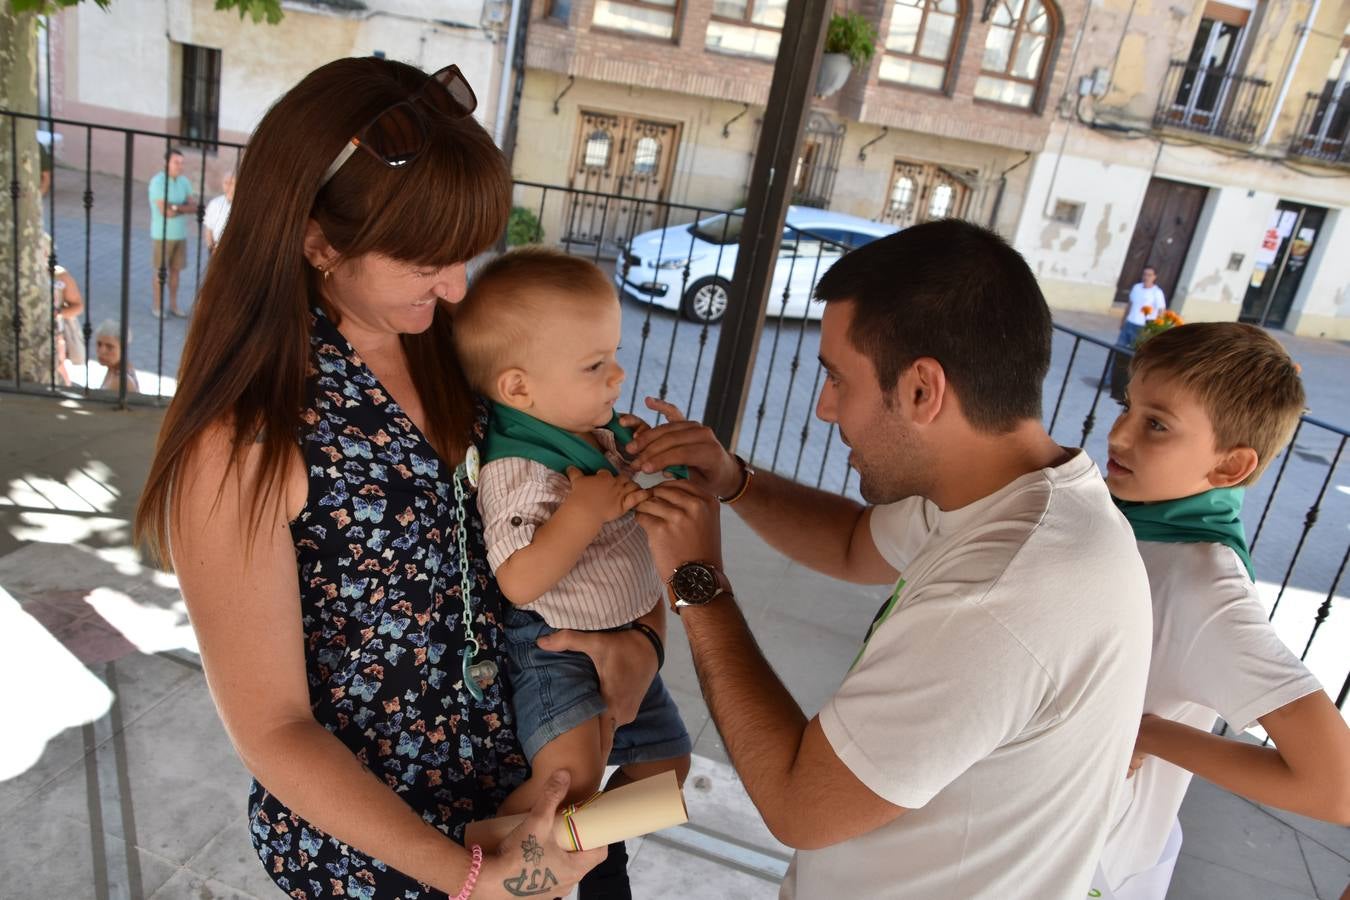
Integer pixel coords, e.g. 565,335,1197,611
702,0,832,449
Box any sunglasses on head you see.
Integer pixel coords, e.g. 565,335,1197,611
319,64,477,189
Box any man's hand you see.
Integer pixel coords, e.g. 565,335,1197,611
561,467,647,527
536,627,658,732
623,398,742,497
634,480,724,577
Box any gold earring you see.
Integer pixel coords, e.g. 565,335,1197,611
318,264,331,281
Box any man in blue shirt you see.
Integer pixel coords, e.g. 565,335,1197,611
148,148,198,318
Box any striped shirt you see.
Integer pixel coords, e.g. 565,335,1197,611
477,428,663,630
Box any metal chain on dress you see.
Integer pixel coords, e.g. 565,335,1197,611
454,465,485,702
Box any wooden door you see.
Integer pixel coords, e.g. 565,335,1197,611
1115,178,1208,306
564,110,680,252
878,159,973,228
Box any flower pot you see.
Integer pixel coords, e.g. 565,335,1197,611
816,53,853,98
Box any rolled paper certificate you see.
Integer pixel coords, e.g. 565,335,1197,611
465,769,689,853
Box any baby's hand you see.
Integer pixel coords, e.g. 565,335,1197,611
564,466,649,525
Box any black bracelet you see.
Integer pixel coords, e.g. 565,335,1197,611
630,622,665,670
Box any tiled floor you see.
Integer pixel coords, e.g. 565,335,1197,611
1,391,1346,899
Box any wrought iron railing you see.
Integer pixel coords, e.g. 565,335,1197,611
4,109,1347,713
1154,60,1273,144
1289,88,1350,165
2,107,244,404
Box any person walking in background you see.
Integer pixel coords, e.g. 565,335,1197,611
1119,265,1165,350
203,172,235,253
148,147,197,319
1112,265,1166,400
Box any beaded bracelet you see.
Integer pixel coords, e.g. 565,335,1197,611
453,844,483,900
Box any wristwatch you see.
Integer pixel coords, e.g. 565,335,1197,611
666,561,732,614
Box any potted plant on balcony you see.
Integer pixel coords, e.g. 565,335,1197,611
818,12,878,98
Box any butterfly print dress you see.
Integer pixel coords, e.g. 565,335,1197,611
247,309,529,899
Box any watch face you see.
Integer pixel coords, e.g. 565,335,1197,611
672,563,719,604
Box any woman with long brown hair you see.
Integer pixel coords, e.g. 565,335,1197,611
133,58,652,898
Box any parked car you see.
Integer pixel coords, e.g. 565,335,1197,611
615,206,899,323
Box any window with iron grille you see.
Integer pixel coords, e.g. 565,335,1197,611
591,0,681,41
706,0,784,60
880,0,966,93
180,44,222,151
974,0,1057,110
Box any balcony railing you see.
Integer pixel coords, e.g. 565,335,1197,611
1154,60,1273,144
4,108,1349,716
1289,88,1350,165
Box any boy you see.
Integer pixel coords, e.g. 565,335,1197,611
452,247,692,853
1097,322,1350,898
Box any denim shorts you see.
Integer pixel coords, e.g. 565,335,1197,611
504,607,692,766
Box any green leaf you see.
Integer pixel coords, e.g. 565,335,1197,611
8,0,279,20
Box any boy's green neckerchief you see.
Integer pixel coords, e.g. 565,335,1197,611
1114,487,1254,581
483,402,688,479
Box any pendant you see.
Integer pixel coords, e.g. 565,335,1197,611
468,659,499,690
463,445,480,488
461,650,498,702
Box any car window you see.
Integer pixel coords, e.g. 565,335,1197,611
691,212,745,245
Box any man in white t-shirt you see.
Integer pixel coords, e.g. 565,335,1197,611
1118,265,1165,349
601,220,1153,899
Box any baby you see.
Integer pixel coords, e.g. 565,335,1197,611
452,247,691,831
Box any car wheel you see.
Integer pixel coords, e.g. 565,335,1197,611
681,277,730,323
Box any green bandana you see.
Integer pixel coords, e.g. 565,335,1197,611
483,402,687,479
1114,487,1254,581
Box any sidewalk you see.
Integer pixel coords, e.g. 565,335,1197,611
0,392,1346,899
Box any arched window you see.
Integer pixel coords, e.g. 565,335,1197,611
929,183,954,217
881,0,965,92
632,136,661,175
583,130,612,168
975,0,1058,109
890,175,916,215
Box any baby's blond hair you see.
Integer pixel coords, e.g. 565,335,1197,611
453,246,617,397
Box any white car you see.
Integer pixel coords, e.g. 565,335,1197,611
615,206,899,323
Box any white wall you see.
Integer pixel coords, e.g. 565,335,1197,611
1287,210,1350,339
1011,121,1350,336
1011,149,1153,312
67,0,499,139
75,0,175,120
1172,187,1279,321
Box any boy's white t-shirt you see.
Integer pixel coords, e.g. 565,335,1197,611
1098,540,1323,889
782,450,1153,900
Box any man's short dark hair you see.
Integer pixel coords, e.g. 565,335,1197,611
814,219,1052,433
165,147,183,162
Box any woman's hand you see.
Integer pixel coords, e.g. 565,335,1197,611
477,771,607,899
623,398,743,498
536,626,658,733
